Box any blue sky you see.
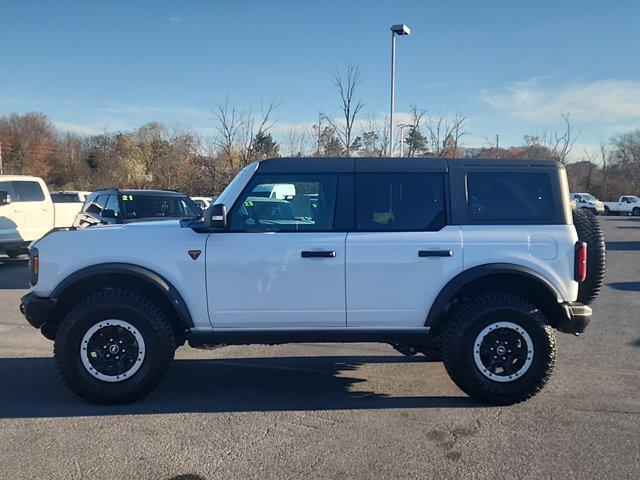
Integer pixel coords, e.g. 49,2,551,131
2,0,639,157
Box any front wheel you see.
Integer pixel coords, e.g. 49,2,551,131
54,289,176,404
442,293,556,406
633,207,640,216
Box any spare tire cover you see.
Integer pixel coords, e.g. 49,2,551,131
572,209,606,304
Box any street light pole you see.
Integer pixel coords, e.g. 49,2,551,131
389,24,411,157
389,32,396,157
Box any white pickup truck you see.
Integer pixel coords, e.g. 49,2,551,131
602,196,640,216
0,175,84,257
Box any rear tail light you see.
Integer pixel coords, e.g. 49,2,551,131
28,247,39,286
574,241,587,282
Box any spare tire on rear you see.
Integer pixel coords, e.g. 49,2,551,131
572,209,606,304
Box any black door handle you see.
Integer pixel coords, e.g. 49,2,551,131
301,250,336,258
419,250,453,257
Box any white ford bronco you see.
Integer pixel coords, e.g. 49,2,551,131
20,157,606,405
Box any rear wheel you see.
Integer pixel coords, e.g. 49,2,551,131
442,293,556,405
633,207,640,216
54,289,176,404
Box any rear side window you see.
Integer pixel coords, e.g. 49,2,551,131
51,193,79,203
355,173,446,231
12,181,45,202
467,173,554,221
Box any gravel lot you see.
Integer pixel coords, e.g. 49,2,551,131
1,216,639,480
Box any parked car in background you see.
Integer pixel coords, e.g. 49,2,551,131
73,188,202,227
570,193,605,215
602,196,640,216
191,196,217,210
0,176,84,257
50,190,92,203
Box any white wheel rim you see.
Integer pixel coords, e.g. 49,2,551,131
473,321,534,383
80,319,146,383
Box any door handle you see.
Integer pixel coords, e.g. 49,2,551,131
419,250,453,257
301,250,336,258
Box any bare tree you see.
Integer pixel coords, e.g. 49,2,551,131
322,63,366,156
424,113,468,157
213,98,243,180
404,104,427,157
239,99,279,165
283,125,312,157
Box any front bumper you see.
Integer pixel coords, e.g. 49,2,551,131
20,292,55,329
557,302,592,334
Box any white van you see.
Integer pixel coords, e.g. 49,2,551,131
0,176,83,257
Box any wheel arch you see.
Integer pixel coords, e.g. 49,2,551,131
426,263,564,333
44,263,193,341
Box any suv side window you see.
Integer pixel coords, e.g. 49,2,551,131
12,181,45,202
86,194,109,215
82,193,98,213
0,181,17,202
467,172,554,221
355,173,446,231
229,174,338,232
104,195,120,216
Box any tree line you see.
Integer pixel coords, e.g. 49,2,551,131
1,64,639,199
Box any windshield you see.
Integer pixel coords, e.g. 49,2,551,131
120,194,201,220
581,194,597,201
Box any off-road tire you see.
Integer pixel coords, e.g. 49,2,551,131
572,209,606,304
442,293,556,406
633,207,640,216
54,289,176,404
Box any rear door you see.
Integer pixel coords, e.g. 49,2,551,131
206,173,346,328
12,180,53,241
346,172,463,328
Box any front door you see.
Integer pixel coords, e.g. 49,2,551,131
206,173,346,329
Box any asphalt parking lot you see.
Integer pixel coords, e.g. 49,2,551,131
1,216,639,480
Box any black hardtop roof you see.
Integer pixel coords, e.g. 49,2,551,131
255,157,563,173
92,188,186,196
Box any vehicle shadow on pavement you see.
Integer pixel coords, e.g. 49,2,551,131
0,356,479,418
608,282,640,292
605,241,640,251
0,257,29,289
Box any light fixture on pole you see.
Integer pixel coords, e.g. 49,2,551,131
389,23,411,157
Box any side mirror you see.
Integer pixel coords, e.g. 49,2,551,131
101,209,117,220
0,191,11,206
205,203,227,230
